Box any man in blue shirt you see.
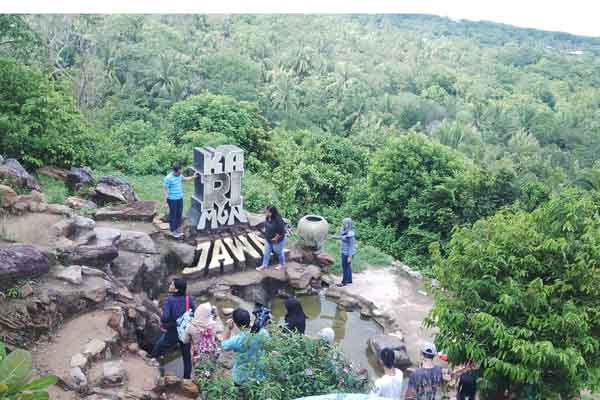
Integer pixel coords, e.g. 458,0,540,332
221,308,267,385
163,163,197,238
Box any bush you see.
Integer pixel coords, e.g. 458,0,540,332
195,328,368,400
0,58,95,168
428,189,600,399
0,341,57,398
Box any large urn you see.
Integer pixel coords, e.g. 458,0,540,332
297,215,329,252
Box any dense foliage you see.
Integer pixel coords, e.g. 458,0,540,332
195,329,368,400
428,189,600,399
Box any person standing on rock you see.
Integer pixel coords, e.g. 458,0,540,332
163,163,197,239
152,278,196,380
371,348,404,398
256,205,287,272
332,217,356,287
405,342,444,400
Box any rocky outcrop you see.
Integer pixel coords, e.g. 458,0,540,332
118,231,158,254
65,196,97,211
0,184,17,208
38,166,69,181
66,167,94,192
12,190,46,213
94,227,121,247
285,263,321,289
54,265,83,285
0,244,49,280
94,176,138,205
368,333,411,368
60,244,119,269
95,201,159,222
46,204,73,216
166,241,196,267
0,158,40,190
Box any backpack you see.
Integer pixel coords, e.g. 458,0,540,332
177,296,194,342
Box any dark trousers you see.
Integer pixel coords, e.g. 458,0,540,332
167,198,184,233
152,329,192,379
341,253,353,284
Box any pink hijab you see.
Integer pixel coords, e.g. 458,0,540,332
188,302,215,337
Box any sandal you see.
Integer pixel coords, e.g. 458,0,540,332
256,266,267,272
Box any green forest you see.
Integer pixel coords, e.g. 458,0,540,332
1,14,600,398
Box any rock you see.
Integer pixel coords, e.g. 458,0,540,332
107,311,124,333
0,159,40,190
368,334,411,369
81,266,109,277
408,270,423,280
62,245,119,268
66,167,94,192
94,176,138,205
127,343,139,353
337,295,360,310
118,230,157,254
315,252,335,268
167,241,196,266
244,211,266,228
137,350,147,359
28,199,48,213
81,277,112,303
285,263,322,289
102,361,126,387
38,166,69,181
70,353,88,369
12,190,46,213
83,338,106,358
0,245,49,280
93,227,121,246
46,204,73,216
95,201,159,222
72,216,96,238
65,196,97,211
0,184,17,208
182,379,199,397
19,283,34,298
70,367,88,388
55,265,83,285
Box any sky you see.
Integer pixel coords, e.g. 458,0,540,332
4,0,600,38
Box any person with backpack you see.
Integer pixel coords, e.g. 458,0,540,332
256,205,288,272
331,217,356,287
152,278,196,379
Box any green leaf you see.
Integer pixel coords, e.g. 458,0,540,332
0,349,33,387
21,375,58,390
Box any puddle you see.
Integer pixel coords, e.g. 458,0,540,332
164,293,384,379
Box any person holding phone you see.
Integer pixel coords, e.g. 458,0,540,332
331,218,356,287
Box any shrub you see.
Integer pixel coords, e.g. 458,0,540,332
0,341,57,398
428,189,600,399
196,328,368,400
0,58,95,169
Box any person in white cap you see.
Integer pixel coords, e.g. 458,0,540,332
404,342,444,400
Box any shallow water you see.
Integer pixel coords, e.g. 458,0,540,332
164,292,384,379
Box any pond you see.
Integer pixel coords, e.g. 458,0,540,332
164,292,384,379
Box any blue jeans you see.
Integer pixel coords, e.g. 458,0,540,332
152,329,192,379
341,253,353,284
262,237,287,267
167,198,184,233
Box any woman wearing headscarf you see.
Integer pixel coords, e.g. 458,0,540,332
332,218,356,287
182,302,218,365
284,297,307,334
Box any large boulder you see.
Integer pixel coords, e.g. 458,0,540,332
285,263,322,289
54,265,83,285
46,204,73,216
167,241,196,267
94,200,158,222
0,184,17,208
368,334,411,369
0,245,50,279
0,159,40,190
38,166,69,182
118,230,158,254
12,190,46,213
93,227,121,246
94,176,138,205
65,167,94,192
60,244,119,268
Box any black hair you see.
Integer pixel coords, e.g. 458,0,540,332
380,348,395,369
173,278,187,296
232,308,251,329
266,205,283,223
172,163,182,173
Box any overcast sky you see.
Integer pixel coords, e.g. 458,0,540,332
6,0,600,38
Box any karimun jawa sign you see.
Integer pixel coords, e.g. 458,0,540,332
184,145,266,278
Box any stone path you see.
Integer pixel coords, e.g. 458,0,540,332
327,267,435,362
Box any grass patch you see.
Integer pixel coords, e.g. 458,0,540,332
325,238,393,275
37,174,68,204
